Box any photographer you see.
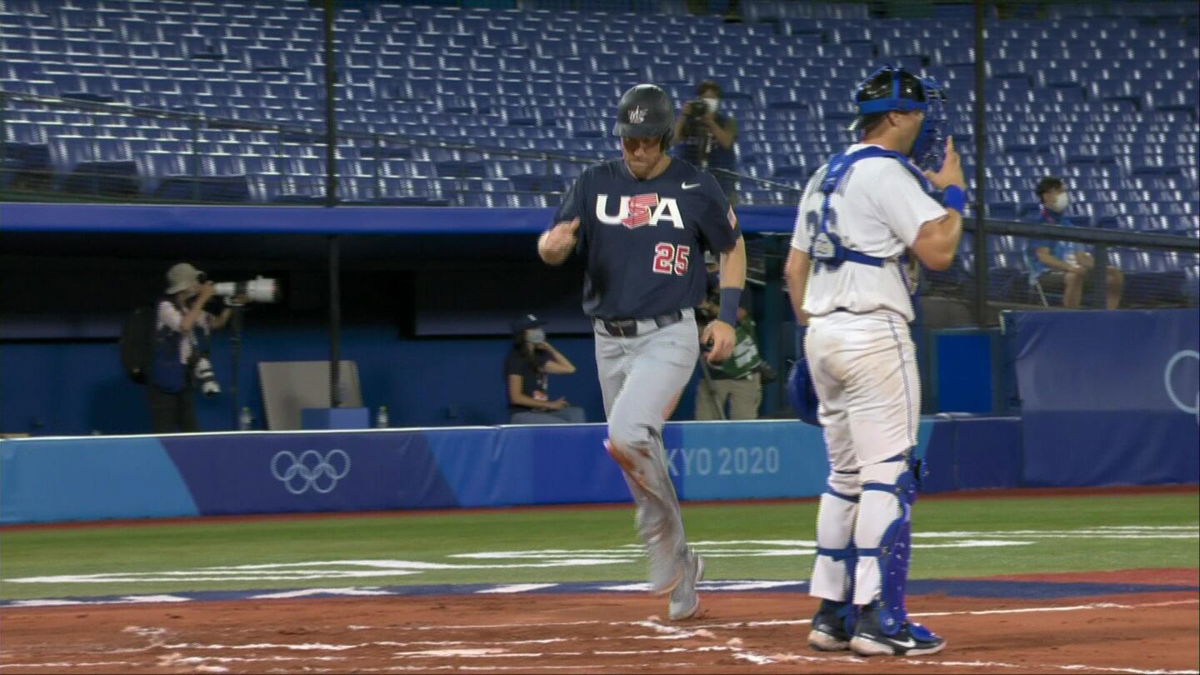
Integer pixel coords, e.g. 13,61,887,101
694,254,770,420
672,80,740,205
148,262,240,433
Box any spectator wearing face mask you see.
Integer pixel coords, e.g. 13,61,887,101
505,313,587,424
1024,176,1124,309
672,80,740,205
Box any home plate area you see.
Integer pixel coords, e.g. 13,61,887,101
1,570,1197,674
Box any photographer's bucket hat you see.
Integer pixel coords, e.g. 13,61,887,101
166,262,205,294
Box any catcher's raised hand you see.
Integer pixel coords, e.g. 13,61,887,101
923,136,965,192
701,318,736,364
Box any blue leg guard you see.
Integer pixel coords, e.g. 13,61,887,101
815,530,859,635
816,533,858,606
811,483,859,599
811,476,861,635
857,452,921,636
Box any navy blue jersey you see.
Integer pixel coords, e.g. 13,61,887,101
553,158,740,319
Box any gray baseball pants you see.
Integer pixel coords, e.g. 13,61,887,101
594,313,699,593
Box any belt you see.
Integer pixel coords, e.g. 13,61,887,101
808,307,865,319
819,307,905,320
594,309,690,338
709,370,758,381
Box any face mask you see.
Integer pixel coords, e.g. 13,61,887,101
526,328,546,345
911,111,945,171
703,97,719,113
1051,192,1070,212
909,76,949,171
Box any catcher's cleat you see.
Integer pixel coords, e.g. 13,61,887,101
808,599,855,651
667,548,704,620
850,600,946,657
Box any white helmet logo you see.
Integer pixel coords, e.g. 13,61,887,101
628,106,647,124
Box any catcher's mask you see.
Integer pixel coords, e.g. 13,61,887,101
849,65,950,171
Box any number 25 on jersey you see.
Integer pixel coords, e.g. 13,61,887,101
653,243,691,276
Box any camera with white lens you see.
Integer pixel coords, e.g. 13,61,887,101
213,276,279,305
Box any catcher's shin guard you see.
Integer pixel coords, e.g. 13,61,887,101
606,436,688,594
854,451,921,636
810,479,860,603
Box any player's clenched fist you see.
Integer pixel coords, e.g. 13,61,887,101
538,217,580,266
700,318,736,364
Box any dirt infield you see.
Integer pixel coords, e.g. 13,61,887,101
1,570,1196,674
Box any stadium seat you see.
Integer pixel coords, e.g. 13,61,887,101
454,191,493,207
987,202,1020,219
154,175,250,202
0,1,1195,223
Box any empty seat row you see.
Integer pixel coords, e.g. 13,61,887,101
2,0,1195,224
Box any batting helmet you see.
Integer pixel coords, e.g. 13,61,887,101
612,84,675,146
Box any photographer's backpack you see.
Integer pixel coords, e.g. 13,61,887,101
119,305,157,384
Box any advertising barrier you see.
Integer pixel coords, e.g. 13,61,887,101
3,421,839,523
2,402,1192,524
1007,309,1199,487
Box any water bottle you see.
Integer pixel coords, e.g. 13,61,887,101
239,406,254,431
375,405,390,428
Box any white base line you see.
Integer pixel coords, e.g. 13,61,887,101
914,598,1199,618
696,598,1200,630
379,598,1200,632
0,663,139,670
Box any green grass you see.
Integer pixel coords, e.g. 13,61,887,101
1,492,1195,601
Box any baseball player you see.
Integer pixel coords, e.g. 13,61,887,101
538,83,746,621
784,65,965,656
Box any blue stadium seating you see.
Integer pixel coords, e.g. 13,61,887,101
0,0,1197,237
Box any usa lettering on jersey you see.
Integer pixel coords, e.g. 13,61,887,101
595,193,684,229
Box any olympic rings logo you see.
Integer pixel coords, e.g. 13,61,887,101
1164,350,1199,425
270,449,351,495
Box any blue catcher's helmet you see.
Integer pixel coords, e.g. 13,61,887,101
849,65,949,171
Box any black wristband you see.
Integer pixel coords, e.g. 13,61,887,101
718,288,742,325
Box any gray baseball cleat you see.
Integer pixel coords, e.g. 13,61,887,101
646,530,686,595
667,548,705,621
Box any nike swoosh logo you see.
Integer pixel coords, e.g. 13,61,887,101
681,182,700,189
857,632,917,650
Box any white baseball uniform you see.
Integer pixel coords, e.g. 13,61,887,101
790,143,946,604
791,143,945,462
